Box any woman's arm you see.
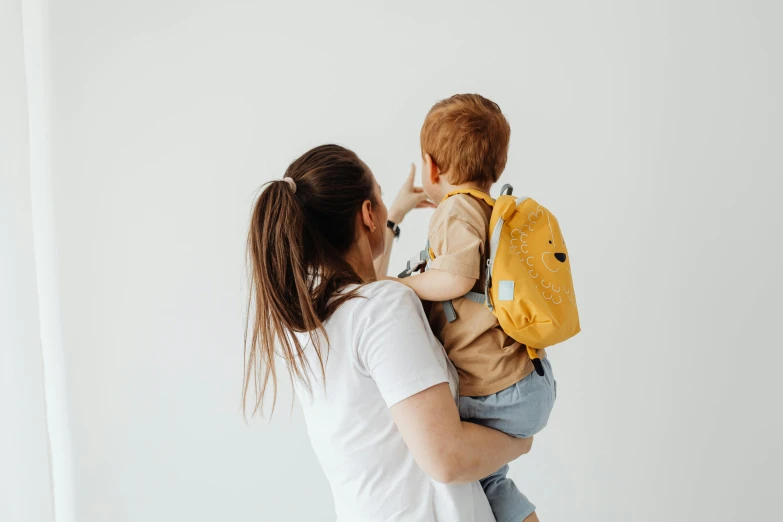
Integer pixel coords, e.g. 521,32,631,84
390,382,533,484
374,164,435,278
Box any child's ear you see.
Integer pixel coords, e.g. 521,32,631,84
423,153,441,185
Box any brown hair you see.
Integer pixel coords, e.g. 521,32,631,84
244,144,376,416
420,94,511,185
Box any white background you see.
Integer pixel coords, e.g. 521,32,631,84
1,1,55,520
3,0,782,521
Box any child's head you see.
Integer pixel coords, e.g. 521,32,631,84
420,94,510,202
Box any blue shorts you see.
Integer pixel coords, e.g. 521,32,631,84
459,357,556,522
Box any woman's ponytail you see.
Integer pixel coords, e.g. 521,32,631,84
244,145,375,416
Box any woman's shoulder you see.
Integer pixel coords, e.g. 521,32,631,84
357,279,419,302
328,280,423,331
347,280,423,322
339,280,427,334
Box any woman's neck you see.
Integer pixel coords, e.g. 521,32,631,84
343,238,377,283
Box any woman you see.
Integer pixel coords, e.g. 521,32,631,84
245,144,535,521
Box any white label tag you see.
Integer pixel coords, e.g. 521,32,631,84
498,280,515,301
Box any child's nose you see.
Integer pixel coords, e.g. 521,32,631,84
554,253,567,263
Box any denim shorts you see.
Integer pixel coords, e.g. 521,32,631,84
459,357,556,522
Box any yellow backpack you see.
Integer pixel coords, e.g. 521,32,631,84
435,185,580,376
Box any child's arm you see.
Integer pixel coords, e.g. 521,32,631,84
396,270,476,302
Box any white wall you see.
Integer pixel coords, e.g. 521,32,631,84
0,1,55,521
43,1,782,521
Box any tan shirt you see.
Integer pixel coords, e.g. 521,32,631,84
427,194,535,396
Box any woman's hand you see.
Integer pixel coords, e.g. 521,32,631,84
374,164,435,278
388,164,436,224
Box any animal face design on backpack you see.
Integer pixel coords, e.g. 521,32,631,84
509,205,575,306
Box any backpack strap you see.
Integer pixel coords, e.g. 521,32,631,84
443,292,487,323
438,189,499,323
438,188,515,322
442,189,495,208
463,291,487,304
443,300,457,323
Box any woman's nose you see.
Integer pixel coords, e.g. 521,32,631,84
554,252,567,263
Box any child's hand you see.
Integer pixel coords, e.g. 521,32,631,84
388,164,436,223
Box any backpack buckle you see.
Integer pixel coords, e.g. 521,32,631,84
398,249,428,278
485,259,494,311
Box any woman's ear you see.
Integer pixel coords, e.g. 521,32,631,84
424,153,440,186
360,200,377,232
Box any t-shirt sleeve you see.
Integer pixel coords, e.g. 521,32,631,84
428,215,485,279
354,283,451,408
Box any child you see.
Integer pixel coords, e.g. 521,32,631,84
399,94,556,522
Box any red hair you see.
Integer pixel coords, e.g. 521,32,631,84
420,94,511,185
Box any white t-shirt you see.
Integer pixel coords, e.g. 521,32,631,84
294,281,495,522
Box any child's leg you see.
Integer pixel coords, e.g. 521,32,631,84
459,358,556,522
460,357,556,437
479,464,536,522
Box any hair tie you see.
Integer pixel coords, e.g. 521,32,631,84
282,177,297,194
